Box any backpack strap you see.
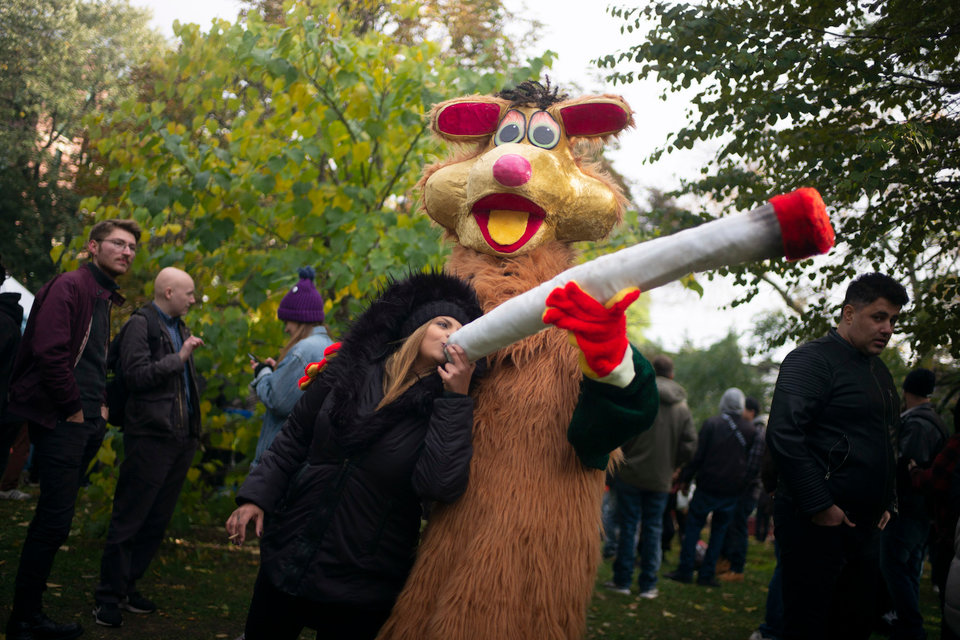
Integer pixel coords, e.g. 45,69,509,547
136,304,165,358
721,413,748,449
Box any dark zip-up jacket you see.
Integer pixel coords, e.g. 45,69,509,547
237,363,473,606
118,305,201,439
680,411,757,496
767,328,899,527
8,263,123,428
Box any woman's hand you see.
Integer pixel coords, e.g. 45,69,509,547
225,503,265,546
250,357,277,373
438,344,475,395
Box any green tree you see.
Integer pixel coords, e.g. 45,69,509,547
240,0,540,71
0,0,164,289
654,333,774,427
76,0,551,515
599,0,960,360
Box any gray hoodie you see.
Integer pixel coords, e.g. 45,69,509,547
618,376,698,492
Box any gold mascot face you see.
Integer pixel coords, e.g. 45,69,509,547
422,94,634,257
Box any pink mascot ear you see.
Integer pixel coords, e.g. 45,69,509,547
558,98,632,138
434,100,504,140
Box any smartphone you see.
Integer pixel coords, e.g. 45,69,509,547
248,352,260,364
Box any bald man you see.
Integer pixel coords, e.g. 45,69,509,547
93,267,204,628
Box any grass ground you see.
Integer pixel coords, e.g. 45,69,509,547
0,491,945,639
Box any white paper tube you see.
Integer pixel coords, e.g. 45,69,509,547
448,189,832,362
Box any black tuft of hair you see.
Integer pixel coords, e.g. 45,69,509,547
496,77,568,109
298,265,316,281
842,273,909,309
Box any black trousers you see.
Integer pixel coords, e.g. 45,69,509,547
244,569,392,640
95,434,197,604
12,418,106,617
775,499,883,640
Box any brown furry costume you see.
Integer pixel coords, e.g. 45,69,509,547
378,82,651,640
377,245,603,639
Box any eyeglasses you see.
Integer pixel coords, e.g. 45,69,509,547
100,238,137,253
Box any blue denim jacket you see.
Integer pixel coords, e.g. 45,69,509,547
251,326,333,465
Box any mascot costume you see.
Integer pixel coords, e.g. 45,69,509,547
300,80,832,639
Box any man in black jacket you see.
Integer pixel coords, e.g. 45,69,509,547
665,387,756,587
882,367,947,640
93,267,203,628
767,272,908,640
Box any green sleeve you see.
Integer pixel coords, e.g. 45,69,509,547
567,345,660,470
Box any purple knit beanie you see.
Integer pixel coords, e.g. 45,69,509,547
277,266,325,323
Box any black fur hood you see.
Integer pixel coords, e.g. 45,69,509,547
313,271,484,453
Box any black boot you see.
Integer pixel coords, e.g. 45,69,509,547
5,612,84,640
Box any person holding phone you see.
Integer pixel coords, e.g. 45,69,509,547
249,267,334,467
226,271,483,640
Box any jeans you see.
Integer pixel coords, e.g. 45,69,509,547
601,486,618,558
775,497,882,640
610,479,668,592
717,489,757,572
675,487,739,581
756,538,784,639
13,418,106,616
96,434,197,604
880,513,930,640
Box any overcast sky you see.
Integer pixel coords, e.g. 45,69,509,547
131,0,786,353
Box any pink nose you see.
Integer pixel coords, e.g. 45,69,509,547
492,154,532,187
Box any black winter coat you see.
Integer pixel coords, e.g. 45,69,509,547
680,412,757,496
118,305,201,439
237,359,474,606
767,328,899,527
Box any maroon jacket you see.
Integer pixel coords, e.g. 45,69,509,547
7,263,124,429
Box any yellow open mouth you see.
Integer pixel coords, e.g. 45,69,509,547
471,194,546,254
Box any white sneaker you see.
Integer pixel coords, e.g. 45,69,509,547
0,488,31,500
602,580,631,595
638,588,659,599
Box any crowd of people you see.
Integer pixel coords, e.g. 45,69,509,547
1,220,959,640
602,273,960,640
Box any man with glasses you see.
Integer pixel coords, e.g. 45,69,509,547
5,219,141,640
767,273,908,640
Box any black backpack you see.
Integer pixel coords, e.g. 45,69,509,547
106,305,163,428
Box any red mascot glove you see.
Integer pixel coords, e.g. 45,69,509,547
298,342,341,390
542,282,640,387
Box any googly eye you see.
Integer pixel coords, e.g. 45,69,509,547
494,110,526,146
528,111,560,149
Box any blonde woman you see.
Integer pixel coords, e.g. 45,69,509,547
227,272,483,640
249,267,333,466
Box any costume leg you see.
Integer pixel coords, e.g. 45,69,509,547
13,419,102,617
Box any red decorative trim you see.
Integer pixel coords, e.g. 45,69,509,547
560,102,630,137
436,102,502,137
769,188,835,260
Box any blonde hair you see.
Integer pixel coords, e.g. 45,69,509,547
278,321,323,362
376,321,435,411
